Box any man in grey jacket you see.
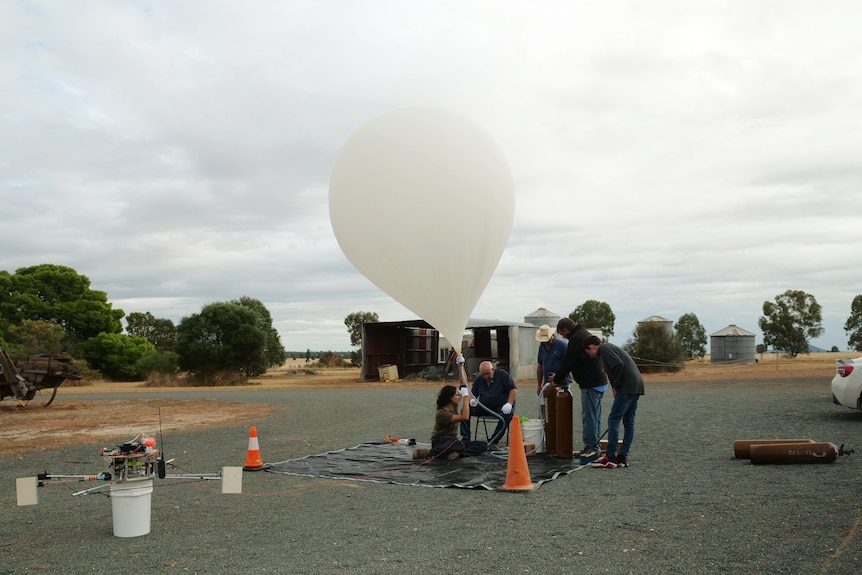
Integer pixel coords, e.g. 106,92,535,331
583,335,645,468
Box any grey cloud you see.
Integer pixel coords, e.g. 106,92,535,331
3,2,862,351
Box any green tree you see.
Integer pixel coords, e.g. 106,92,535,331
344,311,379,348
6,319,66,355
126,312,177,351
135,350,180,377
623,322,684,373
844,294,862,352
758,290,823,357
0,270,13,335
175,302,268,378
75,333,157,380
232,296,287,368
0,264,124,343
675,313,707,359
569,300,615,338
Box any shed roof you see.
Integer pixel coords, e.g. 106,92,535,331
710,324,756,337
467,317,535,328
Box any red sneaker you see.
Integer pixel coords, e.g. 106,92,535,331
590,454,618,468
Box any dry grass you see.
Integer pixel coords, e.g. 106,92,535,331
647,351,848,382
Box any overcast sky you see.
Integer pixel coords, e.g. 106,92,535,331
3,1,861,353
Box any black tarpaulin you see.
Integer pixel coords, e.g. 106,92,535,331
266,442,590,490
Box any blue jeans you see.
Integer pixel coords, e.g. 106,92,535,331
581,388,604,451
606,393,639,457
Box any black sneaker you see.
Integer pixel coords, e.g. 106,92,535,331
574,445,591,456
616,454,629,468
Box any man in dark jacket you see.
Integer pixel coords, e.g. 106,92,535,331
583,335,645,468
552,317,607,456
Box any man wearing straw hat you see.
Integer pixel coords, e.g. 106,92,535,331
535,324,571,398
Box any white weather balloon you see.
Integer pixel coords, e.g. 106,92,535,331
329,107,515,353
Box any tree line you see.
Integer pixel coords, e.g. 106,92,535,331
0,264,287,383
576,291,862,371
5,264,859,382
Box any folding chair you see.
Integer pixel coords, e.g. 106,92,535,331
472,412,510,447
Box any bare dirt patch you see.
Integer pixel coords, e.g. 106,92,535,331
1,353,847,456
0,399,273,457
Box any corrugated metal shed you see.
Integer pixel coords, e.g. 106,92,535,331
360,318,540,382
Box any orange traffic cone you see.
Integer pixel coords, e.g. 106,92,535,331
243,426,266,471
501,417,535,491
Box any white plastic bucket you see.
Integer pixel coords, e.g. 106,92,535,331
520,421,544,453
110,479,153,537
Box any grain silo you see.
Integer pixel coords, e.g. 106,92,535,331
710,325,756,364
524,307,560,328
637,315,674,336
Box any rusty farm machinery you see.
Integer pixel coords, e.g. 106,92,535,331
0,345,82,407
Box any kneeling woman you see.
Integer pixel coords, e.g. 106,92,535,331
430,385,488,460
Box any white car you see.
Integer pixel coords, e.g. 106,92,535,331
831,357,862,410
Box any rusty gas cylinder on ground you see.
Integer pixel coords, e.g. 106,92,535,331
733,438,815,459
749,442,838,464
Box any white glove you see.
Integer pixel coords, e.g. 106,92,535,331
470,399,477,407
502,403,513,415
455,354,465,365
459,387,470,398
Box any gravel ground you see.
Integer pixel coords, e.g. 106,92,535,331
2,377,861,575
